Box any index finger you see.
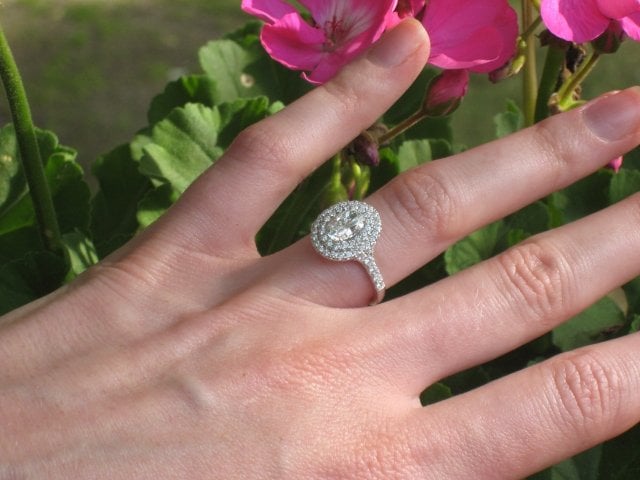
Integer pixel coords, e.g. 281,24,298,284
158,20,430,255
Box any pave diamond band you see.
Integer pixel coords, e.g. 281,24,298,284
311,201,385,305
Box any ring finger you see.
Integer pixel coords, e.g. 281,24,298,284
274,87,640,307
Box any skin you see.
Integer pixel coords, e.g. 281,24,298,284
2,19,640,479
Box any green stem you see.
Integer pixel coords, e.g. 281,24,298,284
378,109,428,145
556,51,600,111
522,0,539,126
520,15,542,41
534,44,566,122
0,25,62,255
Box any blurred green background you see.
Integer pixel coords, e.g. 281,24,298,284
1,0,639,178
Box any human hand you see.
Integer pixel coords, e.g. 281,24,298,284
2,20,640,479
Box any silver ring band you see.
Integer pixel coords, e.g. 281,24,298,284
311,201,385,305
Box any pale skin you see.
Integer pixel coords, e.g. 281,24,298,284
2,19,640,479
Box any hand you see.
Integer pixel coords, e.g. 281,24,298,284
2,20,640,479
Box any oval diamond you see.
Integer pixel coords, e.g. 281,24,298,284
310,201,381,262
326,210,366,242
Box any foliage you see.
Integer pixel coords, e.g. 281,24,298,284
0,3,639,478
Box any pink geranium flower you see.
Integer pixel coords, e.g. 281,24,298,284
422,0,519,73
541,0,640,43
241,0,397,84
243,0,518,85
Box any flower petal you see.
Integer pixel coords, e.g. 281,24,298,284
261,13,325,71
303,55,344,84
541,0,610,42
241,0,298,24
595,0,640,20
621,11,640,40
424,0,518,72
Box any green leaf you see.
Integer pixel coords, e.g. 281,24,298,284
550,171,611,224
91,144,152,257
505,201,551,246
630,314,640,333
609,168,640,204
137,184,177,228
420,382,452,406
217,96,280,148
598,424,640,479
0,226,41,264
46,148,91,234
62,230,98,280
0,127,88,241
397,139,432,172
445,221,504,275
530,446,602,480
148,74,220,125
257,160,335,255
0,251,67,315
139,103,224,193
199,39,257,101
0,124,27,218
552,297,625,351
494,100,525,138
0,126,65,235
198,35,310,105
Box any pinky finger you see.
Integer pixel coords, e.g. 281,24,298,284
403,333,640,479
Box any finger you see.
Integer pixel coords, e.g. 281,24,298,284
373,192,640,392
273,87,640,307
156,20,430,255
401,333,640,479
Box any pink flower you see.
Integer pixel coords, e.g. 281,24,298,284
241,0,397,84
541,0,640,43
423,69,470,116
422,0,519,73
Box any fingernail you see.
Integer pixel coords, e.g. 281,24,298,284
583,87,640,141
368,19,427,68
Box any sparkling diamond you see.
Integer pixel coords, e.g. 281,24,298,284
311,200,385,304
326,211,366,242
311,201,381,262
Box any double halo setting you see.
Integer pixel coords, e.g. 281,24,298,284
311,201,385,305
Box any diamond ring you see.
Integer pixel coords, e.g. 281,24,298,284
310,201,385,305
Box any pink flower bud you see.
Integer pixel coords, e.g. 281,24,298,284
349,131,380,167
607,156,624,172
423,70,469,117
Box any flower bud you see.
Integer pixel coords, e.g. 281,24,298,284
423,70,469,117
348,130,380,167
607,156,623,172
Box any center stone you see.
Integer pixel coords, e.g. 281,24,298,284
327,211,366,242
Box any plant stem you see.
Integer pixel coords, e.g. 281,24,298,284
521,0,539,126
534,44,566,122
378,109,428,145
556,50,600,111
0,24,62,255
520,15,542,41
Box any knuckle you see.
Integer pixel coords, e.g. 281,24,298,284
383,166,457,240
529,120,580,172
228,121,297,180
546,351,621,435
497,239,571,324
319,77,361,119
